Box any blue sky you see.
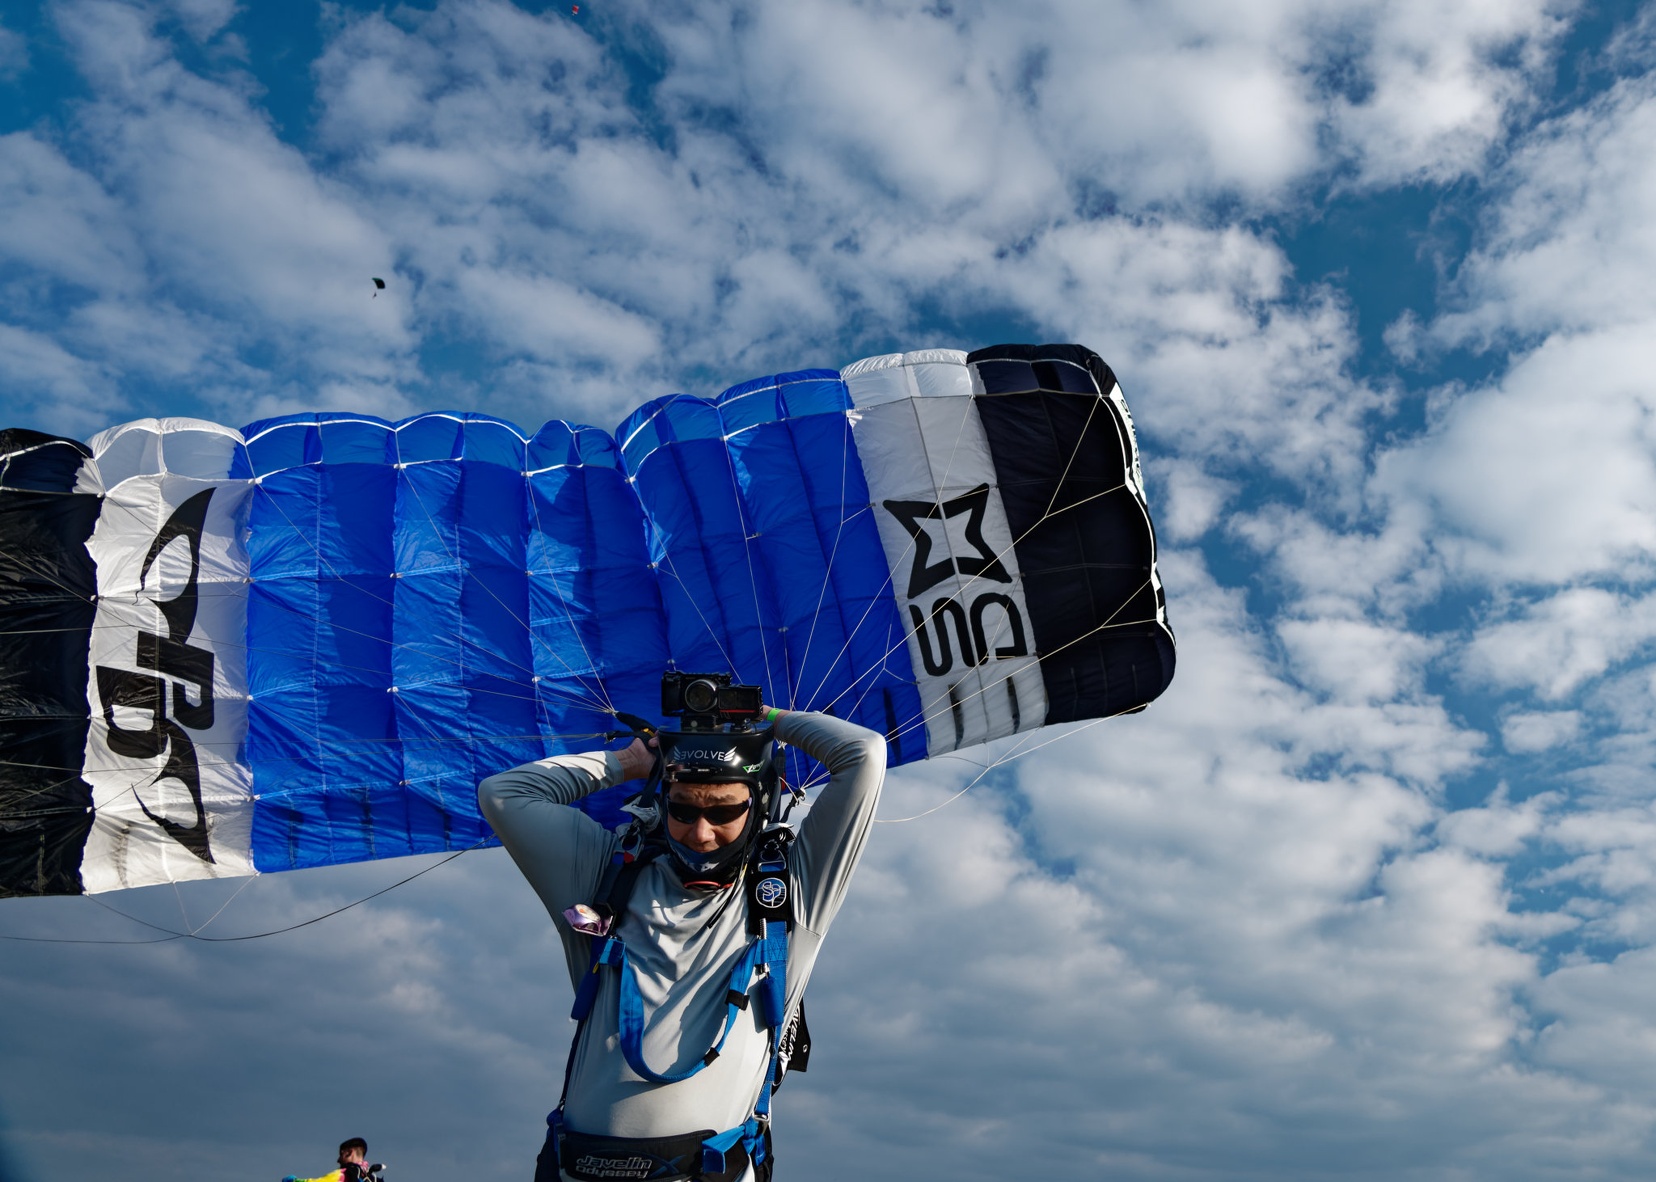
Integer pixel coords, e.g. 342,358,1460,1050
6,0,1656,1178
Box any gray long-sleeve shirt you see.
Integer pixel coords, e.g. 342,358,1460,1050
478,711,886,1169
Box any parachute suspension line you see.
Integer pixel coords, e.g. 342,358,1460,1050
389,473,541,814
249,485,610,714
12,478,606,717
768,703,1128,819
833,477,1134,698
820,470,1136,731
651,549,742,677
789,413,860,711
187,872,256,935
398,466,616,717
875,711,1123,824
1036,389,1104,526
0,766,96,810
520,457,621,720
718,429,786,714
790,502,912,716
170,877,191,933
815,394,1128,733
0,728,606,817
0,838,486,945
865,575,1158,755
796,390,979,716
0,541,96,610
636,439,747,680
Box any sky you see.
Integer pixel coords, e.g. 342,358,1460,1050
4,0,1656,1178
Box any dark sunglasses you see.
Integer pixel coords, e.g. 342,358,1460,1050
666,797,753,826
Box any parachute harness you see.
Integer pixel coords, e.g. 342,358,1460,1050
547,825,800,1182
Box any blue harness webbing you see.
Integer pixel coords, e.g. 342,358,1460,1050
548,835,793,1178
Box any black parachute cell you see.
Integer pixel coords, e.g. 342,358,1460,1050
967,344,1175,724
0,431,101,897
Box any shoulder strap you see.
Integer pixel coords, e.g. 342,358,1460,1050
745,827,795,936
596,839,663,926
744,826,812,1090
569,841,664,1023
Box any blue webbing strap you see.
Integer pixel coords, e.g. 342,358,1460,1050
610,934,767,1083
701,918,789,1175
701,836,793,1174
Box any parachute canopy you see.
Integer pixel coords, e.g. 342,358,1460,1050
0,344,1174,896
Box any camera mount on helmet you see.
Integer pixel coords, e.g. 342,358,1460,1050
631,672,779,886
658,672,775,793
661,672,764,733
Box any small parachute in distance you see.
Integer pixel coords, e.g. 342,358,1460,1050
0,344,1175,897
371,277,385,297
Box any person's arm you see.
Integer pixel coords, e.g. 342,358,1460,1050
775,710,887,935
477,740,654,936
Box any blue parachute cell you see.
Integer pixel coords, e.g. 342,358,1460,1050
235,412,669,872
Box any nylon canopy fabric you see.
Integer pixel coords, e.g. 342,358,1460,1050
233,412,668,876
0,344,1175,896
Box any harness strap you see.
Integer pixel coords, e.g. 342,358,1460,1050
606,933,768,1083
553,830,797,1176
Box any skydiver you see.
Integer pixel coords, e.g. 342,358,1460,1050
478,680,886,1182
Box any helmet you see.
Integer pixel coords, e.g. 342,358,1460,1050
660,725,777,788
654,723,778,887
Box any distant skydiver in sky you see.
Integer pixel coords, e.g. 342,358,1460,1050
478,675,887,1182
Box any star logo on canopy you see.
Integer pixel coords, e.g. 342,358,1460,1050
882,484,1012,600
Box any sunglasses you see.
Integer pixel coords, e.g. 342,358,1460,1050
665,797,753,826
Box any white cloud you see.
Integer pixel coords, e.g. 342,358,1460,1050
1232,501,1441,621
453,267,661,366
778,557,1581,1177
997,219,1381,486
162,0,238,45
1437,72,1656,346
1326,0,1570,186
1533,947,1656,1103
1436,786,1554,856
0,322,119,433
1377,328,1656,585
1277,615,1438,703
655,0,1566,213
1503,709,1583,753
0,19,28,80
1377,69,1656,590
1147,457,1238,542
0,133,144,298
46,0,417,398
1461,588,1656,701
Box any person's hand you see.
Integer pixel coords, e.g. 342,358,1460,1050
616,736,658,781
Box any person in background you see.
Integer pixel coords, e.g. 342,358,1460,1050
281,1136,382,1182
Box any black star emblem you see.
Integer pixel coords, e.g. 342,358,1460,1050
882,484,1012,599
